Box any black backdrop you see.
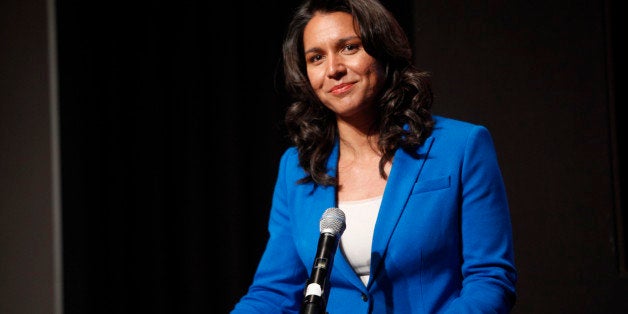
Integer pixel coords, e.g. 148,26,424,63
56,1,411,313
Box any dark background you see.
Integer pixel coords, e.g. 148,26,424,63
55,1,297,313
1,0,626,313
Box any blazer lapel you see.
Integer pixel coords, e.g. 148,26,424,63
369,137,435,284
319,140,370,290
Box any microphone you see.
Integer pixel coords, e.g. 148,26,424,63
300,207,346,314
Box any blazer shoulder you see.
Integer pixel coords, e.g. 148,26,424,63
432,115,492,138
432,115,484,130
279,146,299,163
277,146,306,181
428,115,499,160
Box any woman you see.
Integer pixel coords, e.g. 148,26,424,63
231,0,517,312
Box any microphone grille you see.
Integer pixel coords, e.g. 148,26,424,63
319,207,346,236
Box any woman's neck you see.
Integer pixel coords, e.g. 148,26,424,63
336,116,379,156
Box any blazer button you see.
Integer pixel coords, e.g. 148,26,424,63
361,293,368,302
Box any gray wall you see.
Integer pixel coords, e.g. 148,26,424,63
0,0,62,313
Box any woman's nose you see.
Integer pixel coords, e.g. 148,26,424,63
327,55,346,78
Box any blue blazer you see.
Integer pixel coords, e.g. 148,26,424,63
232,116,517,313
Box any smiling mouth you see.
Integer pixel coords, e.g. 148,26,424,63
330,83,354,95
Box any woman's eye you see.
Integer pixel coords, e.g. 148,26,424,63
343,44,359,54
308,54,323,63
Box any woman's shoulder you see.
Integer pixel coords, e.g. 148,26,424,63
277,146,301,171
433,114,481,129
279,146,299,161
430,115,496,149
276,146,309,183
432,115,491,135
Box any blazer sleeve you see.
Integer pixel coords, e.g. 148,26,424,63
444,125,518,314
231,148,307,313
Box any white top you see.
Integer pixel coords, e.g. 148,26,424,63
338,195,382,286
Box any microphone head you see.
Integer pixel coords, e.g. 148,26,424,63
319,207,346,236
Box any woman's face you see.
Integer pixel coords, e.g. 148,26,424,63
303,11,385,120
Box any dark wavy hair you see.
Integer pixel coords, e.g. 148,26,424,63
282,0,434,186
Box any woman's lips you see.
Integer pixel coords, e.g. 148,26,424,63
330,83,354,95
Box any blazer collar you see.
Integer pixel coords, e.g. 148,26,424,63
319,136,436,290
